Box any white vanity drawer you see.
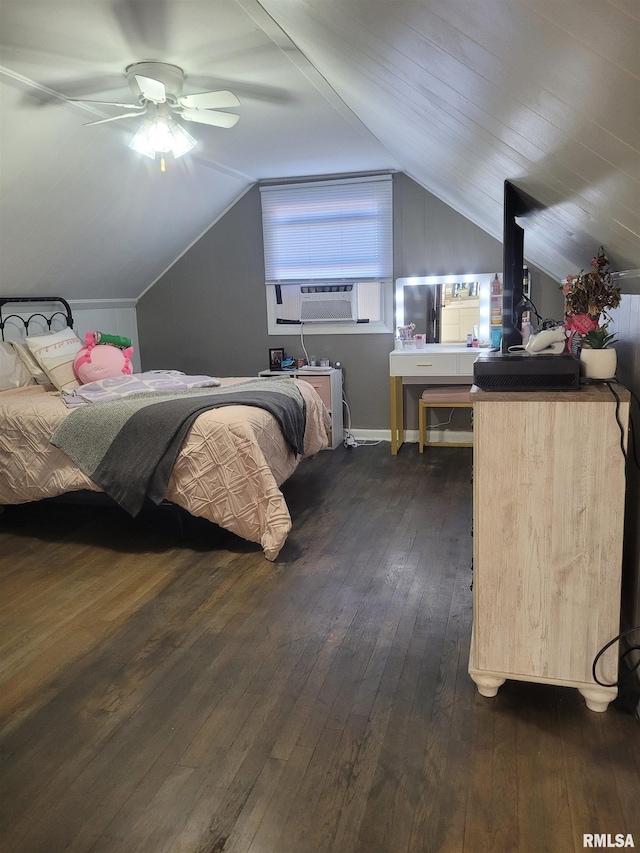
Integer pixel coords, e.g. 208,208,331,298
457,351,479,376
390,352,458,376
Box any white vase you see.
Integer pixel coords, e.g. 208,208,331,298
579,347,617,380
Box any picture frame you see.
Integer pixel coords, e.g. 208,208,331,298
269,347,285,371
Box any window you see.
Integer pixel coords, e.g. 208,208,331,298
260,175,394,335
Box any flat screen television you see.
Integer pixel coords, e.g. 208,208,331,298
501,180,540,353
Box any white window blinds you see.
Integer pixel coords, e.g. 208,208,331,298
260,175,393,284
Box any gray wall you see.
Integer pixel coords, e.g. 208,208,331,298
137,187,267,377
137,173,636,626
137,172,563,430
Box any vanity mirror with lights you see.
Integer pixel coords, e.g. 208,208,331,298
389,273,501,453
395,273,499,346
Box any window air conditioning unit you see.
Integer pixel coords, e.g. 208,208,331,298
299,284,357,322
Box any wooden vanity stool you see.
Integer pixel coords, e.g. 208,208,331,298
418,385,473,452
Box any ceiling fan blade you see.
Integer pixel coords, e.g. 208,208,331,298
180,109,239,128
69,99,143,109
135,74,166,103
178,91,240,110
182,76,293,106
83,112,145,127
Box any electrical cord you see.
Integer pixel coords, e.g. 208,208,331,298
588,390,640,701
592,626,640,688
428,408,456,430
604,380,640,469
521,293,543,324
629,417,640,470
626,385,640,469
605,381,627,462
341,373,381,447
299,322,311,365
342,393,357,446
515,285,557,330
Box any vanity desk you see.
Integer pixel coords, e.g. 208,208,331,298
389,344,481,454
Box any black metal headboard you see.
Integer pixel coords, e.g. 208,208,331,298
0,297,74,341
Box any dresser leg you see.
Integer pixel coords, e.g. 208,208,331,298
469,673,505,697
577,685,617,712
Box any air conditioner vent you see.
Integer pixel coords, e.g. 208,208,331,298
300,285,357,323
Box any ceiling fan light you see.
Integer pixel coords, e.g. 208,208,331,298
129,115,196,161
170,123,197,158
129,123,157,159
146,117,174,153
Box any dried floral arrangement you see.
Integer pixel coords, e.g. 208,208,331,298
562,246,622,325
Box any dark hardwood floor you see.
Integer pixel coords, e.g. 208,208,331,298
0,443,638,853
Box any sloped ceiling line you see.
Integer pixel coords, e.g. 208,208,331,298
266,0,637,209
0,0,638,297
262,0,639,275
0,63,103,119
238,0,400,157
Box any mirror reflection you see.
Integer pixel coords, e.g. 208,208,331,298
402,284,441,342
440,281,481,343
395,273,497,346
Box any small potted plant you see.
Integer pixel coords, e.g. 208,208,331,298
562,246,621,379
579,326,618,380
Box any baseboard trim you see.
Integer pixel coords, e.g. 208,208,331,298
349,428,473,445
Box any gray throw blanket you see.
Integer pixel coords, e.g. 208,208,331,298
51,379,306,516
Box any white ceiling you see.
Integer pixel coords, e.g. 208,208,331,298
0,0,638,300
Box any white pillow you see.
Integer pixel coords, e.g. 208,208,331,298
0,342,36,390
9,340,51,385
25,328,83,392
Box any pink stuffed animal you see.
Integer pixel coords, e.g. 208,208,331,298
74,332,133,384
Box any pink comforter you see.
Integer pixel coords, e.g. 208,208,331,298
0,378,330,559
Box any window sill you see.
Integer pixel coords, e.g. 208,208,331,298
267,319,394,336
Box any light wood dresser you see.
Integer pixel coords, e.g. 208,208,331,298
468,383,630,712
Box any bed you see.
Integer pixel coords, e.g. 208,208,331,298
0,297,330,560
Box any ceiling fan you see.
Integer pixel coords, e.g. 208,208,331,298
70,62,240,163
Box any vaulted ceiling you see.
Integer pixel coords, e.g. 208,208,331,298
1,0,638,300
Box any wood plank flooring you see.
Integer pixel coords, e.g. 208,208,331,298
0,444,638,853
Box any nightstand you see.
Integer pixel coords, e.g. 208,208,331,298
258,368,343,449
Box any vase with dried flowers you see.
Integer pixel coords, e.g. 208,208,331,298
562,246,622,379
